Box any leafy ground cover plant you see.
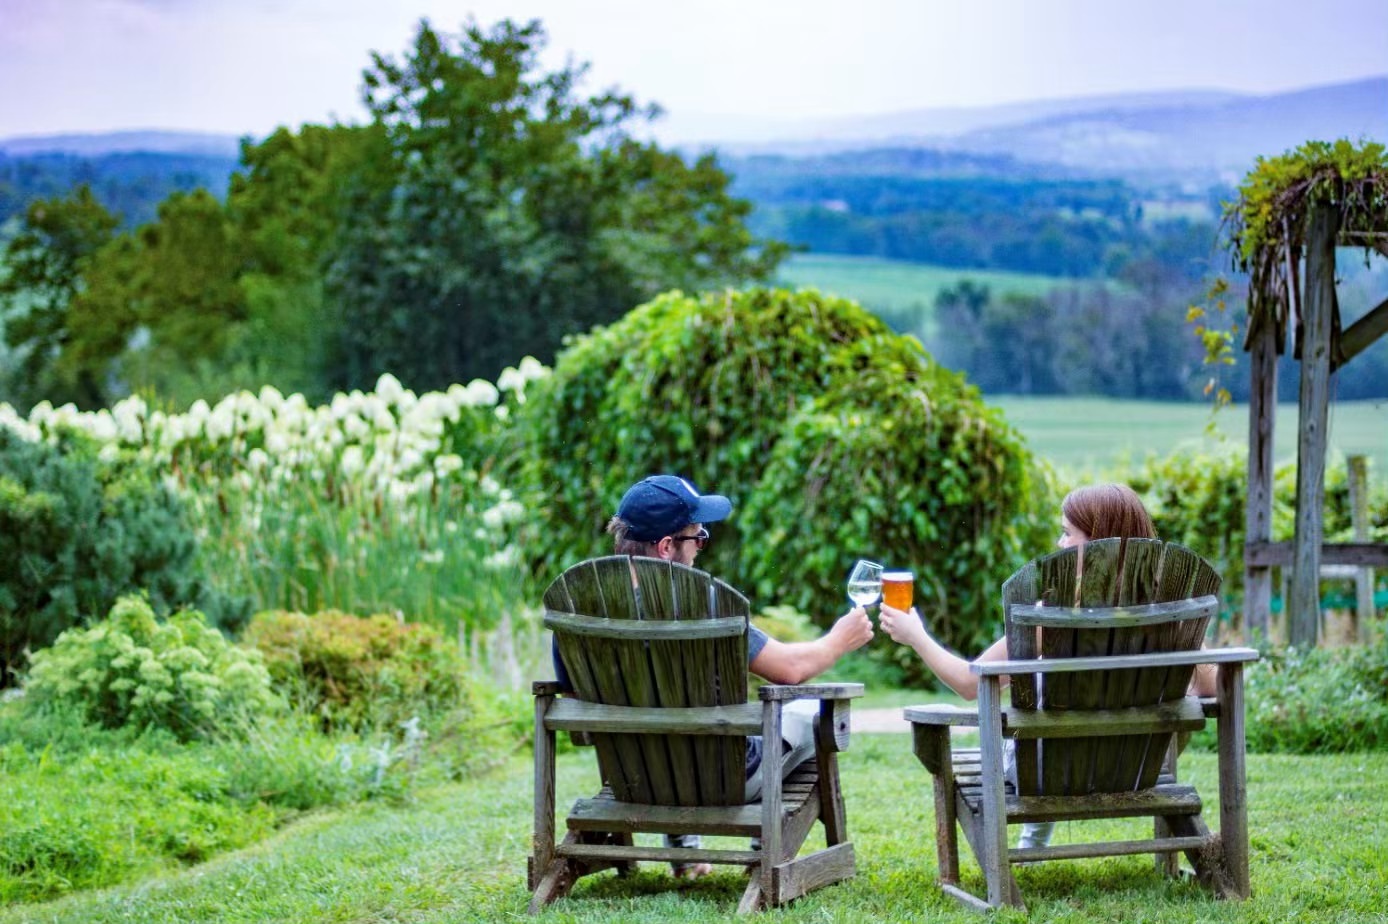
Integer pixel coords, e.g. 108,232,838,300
23,595,276,741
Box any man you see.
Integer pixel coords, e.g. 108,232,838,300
552,474,874,878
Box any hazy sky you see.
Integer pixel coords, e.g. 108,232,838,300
1,0,1385,139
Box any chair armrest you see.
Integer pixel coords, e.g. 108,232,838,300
758,682,865,702
903,703,980,727
973,646,1260,677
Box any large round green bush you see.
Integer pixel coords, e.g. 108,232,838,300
740,335,1052,662
0,427,245,686
515,287,1051,660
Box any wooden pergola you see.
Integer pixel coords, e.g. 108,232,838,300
1233,142,1388,647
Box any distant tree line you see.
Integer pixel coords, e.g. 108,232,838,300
729,152,1225,281
0,18,785,411
919,271,1388,401
0,152,236,230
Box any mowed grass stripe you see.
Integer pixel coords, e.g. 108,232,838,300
7,742,1386,923
994,396,1388,474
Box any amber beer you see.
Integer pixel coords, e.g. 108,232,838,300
881,570,914,610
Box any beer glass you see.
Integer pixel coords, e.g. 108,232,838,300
882,570,914,610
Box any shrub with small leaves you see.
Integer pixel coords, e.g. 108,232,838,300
24,595,276,741
1240,633,1388,753
242,609,471,732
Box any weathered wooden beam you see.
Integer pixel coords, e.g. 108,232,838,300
544,698,763,735
1009,835,1208,862
1334,294,1388,370
1290,203,1339,647
975,647,1259,676
1000,699,1208,739
1349,456,1376,643
1008,596,1219,627
1245,541,1388,567
555,842,762,865
1244,312,1278,641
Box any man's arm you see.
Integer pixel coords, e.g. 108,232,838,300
749,607,874,684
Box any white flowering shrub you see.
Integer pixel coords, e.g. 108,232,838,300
0,360,551,636
25,595,277,741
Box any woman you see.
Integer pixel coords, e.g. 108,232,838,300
878,483,1214,850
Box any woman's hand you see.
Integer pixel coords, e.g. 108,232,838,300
877,602,927,649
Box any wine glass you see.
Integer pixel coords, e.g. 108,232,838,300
846,559,883,607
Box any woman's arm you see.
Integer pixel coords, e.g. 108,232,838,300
878,603,1010,700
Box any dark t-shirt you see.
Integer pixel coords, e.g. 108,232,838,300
551,624,771,775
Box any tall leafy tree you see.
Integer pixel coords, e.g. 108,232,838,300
327,18,787,390
0,186,119,407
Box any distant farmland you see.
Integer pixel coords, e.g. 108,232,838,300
993,396,1388,475
774,252,1072,339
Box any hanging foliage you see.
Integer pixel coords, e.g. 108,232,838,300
1224,138,1388,348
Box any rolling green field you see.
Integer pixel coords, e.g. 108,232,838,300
994,396,1388,475
775,252,1073,338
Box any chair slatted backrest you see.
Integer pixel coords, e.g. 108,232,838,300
1001,539,1220,797
543,556,751,806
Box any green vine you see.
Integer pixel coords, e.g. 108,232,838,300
1195,139,1388,406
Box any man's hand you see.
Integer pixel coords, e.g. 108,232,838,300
827,606,874,655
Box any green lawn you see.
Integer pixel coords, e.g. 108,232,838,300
993,396,1388,475
7,741,1384,923
775,253,1072,339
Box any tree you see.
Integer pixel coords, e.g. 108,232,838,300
326,18,787,391
0,186,118,408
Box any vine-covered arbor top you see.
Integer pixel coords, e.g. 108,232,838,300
1224,139,1388,360
1226,138,1388,649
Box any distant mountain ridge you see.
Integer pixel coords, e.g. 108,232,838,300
0,130,244,158
670,76,1388,180
2,76,1383,182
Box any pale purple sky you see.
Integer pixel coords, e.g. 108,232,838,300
1,0,1385,140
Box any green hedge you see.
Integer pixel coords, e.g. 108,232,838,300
514,287,1051,662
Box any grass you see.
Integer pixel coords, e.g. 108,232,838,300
775,252,1073,339
992,395,1388,476
6,737,1384,923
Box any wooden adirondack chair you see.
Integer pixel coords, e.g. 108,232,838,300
905,539,1260,911
529,556,863,914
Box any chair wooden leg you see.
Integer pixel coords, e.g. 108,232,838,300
737,874,765,914
934,763,960,884
528,833,580,913
976,678,1022,909
1217,663,1252,899
531,692,557,891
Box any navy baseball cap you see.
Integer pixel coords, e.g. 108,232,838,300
617,475,732,542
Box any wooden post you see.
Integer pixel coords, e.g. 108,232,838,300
1244,312,1278,643
1348,455,1376,642
1289,203,1338,648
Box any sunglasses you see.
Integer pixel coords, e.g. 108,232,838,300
669,527,711,550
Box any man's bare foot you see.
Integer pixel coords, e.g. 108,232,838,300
672,862,714,880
